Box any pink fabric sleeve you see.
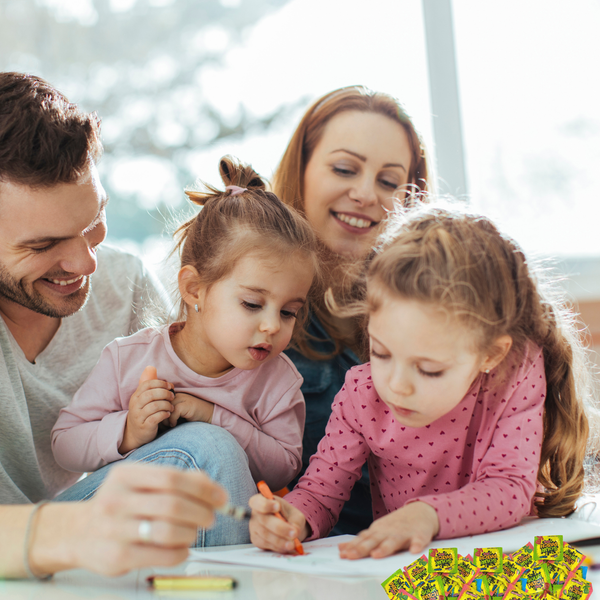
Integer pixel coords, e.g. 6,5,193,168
211,379,304,490
412,352,545,539
286,383,366,540
51,342,130,472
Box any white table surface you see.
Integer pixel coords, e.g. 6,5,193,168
2,541,600,600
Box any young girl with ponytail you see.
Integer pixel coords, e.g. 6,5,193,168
249,205,589,558
52,156,320,543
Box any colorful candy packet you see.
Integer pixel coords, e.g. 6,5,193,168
405,555,430,590
558,571,593,600
429,548,459,575
562,542,585,571
455,587,482,600
544,559,571,586
509,542,534,571
381,567,414,600
438,573,462,597
456,555,478,583
473,547,503,575
519,562,552,597
415,575,446,600
533,535,563,562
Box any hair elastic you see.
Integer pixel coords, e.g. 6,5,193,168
225,185,247,196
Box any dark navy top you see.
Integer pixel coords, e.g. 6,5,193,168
285,314,373,535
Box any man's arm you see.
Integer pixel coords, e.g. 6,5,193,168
0,463,228,579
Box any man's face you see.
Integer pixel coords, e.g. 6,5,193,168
0,165,107,318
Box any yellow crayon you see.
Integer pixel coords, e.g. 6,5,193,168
147,575,237,591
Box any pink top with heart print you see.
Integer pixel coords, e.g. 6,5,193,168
287,343,545,541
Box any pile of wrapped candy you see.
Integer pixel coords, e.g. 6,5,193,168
381,536,592,599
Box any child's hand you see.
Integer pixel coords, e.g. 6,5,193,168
119,366,174,454
338,501,440,560
249,493,309,554
167,392,215,427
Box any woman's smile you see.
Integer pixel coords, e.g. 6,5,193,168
302,110,412,258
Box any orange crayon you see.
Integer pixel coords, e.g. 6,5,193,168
257,480,304,555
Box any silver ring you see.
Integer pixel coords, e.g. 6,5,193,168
138,519,152,543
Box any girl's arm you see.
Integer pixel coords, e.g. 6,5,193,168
211,379,305,491
284,380,368,540
51,343,132,472
0,464,227,578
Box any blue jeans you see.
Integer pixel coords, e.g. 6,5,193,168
54,422,256,546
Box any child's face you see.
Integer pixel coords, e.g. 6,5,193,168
195,252,314,377
368,295,485,428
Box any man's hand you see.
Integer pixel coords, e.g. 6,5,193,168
167,393,215,428
249,494,309,554
29,464,229,577
119,366,174,454
338,501,440,559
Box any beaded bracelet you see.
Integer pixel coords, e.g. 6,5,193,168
23,500,52,580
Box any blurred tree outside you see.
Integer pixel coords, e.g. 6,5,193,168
0,0,302,250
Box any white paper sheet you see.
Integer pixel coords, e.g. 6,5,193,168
189,517,600,578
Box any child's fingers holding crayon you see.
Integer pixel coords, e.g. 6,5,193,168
248,493,307,554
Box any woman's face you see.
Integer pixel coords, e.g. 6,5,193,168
303,110,412,258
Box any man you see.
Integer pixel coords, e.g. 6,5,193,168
0,72,253,578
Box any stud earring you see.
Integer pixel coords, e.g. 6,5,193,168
194,304,199,313
485,368,490,374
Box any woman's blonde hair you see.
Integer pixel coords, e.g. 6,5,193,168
338,205,590,518
173,155,321,341
273,86,431,359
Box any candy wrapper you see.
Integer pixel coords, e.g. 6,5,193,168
559,571,593,600
429,548,459,575
473,548,503,575
533,535,563,562
416,575,446,600
382,566,414,599
510,543,535,570
501,589,527,600
562,542,585,572
456,555,478,583
520,562,552,597
438,573,462,597
405,555,430,590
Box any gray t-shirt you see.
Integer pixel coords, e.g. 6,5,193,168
0,245,168,504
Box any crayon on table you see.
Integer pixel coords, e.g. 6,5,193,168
147,575,237,590
257,480,304,555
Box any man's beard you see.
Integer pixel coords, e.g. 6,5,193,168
0,262,91,318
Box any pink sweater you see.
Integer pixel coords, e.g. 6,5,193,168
288,344,545,540
52,324,305,490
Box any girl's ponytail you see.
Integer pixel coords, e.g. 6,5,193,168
535,306,589,517
219,155,264,191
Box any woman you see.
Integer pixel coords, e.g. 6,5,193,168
273,85,430,535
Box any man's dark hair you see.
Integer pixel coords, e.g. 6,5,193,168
0,72,102,187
